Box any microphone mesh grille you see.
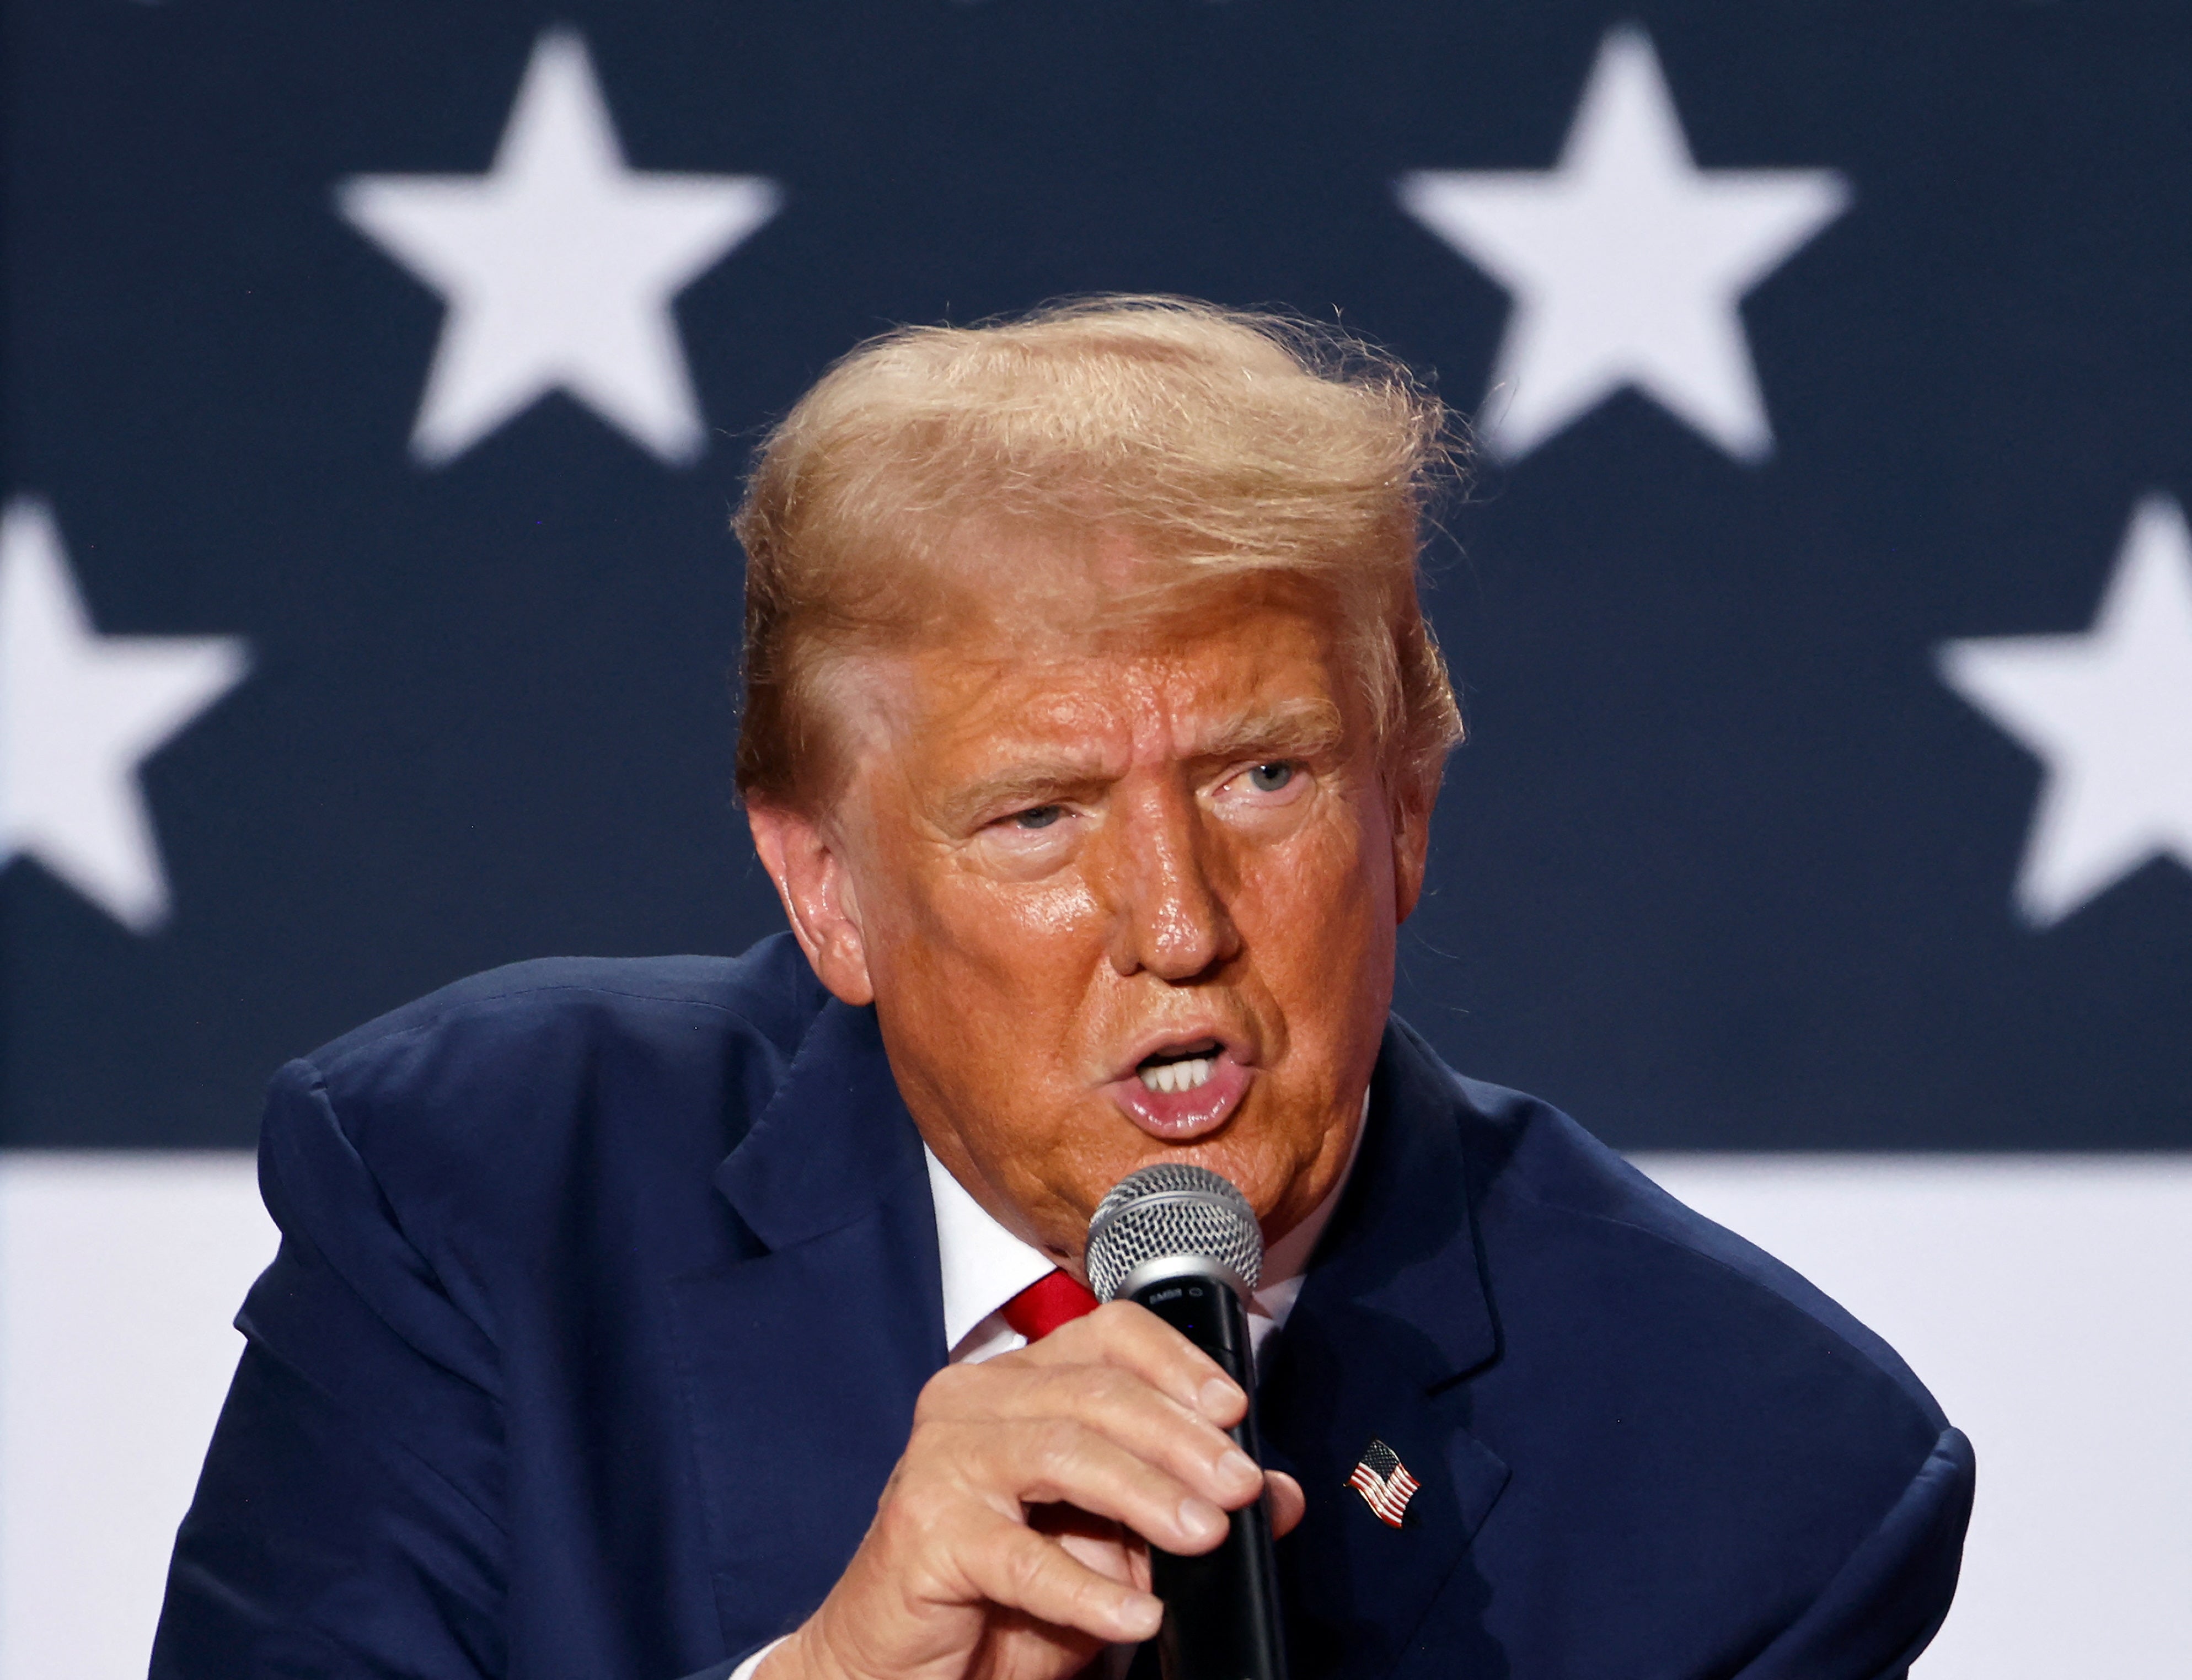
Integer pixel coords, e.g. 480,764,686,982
1084,1162,1264,1302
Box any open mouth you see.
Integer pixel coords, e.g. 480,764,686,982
1135,1039,1222,1096
1108,1035,1252,1140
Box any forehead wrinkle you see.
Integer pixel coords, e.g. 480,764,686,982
913,687,1133,831
949,667,1343,765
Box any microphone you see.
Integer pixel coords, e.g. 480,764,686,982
1086,1164,1288,1680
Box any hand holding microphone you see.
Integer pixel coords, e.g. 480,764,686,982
1086,1164,1289,1680
762,1164,1297,1680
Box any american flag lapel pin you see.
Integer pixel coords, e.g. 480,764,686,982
1346,1436,1421,1528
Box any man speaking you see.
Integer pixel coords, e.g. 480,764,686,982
152,299,1972,1680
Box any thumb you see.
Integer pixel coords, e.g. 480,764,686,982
1264,1470,1307,1538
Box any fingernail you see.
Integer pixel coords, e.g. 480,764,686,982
1178,1496,1226,1543
1218,1449,1260,1492
1199,1377,1240,1416
1117,1594,1164,1639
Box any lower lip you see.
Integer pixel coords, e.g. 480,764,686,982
1103,1054,1253,1140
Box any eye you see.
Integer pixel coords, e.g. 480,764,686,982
1245,762,1295,794
1011,805,1065,830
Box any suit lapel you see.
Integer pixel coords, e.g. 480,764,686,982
666,1003,1507,1674
1258,1022,1510,1680
667,1000,947,1656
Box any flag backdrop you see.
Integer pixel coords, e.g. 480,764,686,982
2,2,2189,1675
6,0,2188,1152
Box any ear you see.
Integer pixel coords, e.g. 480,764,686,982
746,802,876,1006
1387,760,1439,925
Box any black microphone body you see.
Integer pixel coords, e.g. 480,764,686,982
1085,1164,1288,1680
1127,1259,1288,1680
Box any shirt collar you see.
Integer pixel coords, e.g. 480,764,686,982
924,1089,1371,1361
925,1147,1058,1354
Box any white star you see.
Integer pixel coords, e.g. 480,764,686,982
1396,25,1850,463
338,27,781,466
0,498,248,933
1939,495,2192,926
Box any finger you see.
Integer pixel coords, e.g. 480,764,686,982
1041,1511,1154,1596
959,1510,1165,1646
1025,1301,1246,1425
1048,1520,1139,1587
1264,1470,1306,1538
921,1362,1263,1511
968,1417,1236,1555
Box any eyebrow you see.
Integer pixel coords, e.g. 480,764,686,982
936,763,1112,833
937,699,1349,830
1189,698,1347,765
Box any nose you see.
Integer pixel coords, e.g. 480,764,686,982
1097,782,1242,981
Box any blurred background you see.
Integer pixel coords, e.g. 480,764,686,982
3,1,2188,1674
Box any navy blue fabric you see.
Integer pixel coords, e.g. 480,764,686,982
152,932,1971,1680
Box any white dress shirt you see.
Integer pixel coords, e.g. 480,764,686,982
929,1096,1368,1366
731,1101,1366,1680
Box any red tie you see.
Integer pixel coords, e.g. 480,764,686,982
1001,1270,1101,1341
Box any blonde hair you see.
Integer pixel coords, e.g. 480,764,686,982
732,296,1465,810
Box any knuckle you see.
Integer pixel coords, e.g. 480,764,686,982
873,1493,915,1544
1001,1534,1051,1599
1103,1367,1161,1410
1081,1365,1130,1401
881,1478,953,1547
1030,1417,1087,1477
1083,1367,1156,1424
1091,1300,1143,1333
914,1364,979,1420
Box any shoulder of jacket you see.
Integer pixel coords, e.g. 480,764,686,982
266,933,827,1167
303,933,821,1075
1423,1051,1950,1433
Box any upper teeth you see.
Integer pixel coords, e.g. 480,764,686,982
1139,1057,1215,1095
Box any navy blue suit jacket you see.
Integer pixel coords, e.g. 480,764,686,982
153,934,1971,1680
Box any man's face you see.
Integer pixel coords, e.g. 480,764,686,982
753,565,1432,1269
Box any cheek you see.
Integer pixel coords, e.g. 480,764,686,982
1237,805,1398,1047
1246,797,1390,940
989,879,1107,947
871,866,1105,1001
